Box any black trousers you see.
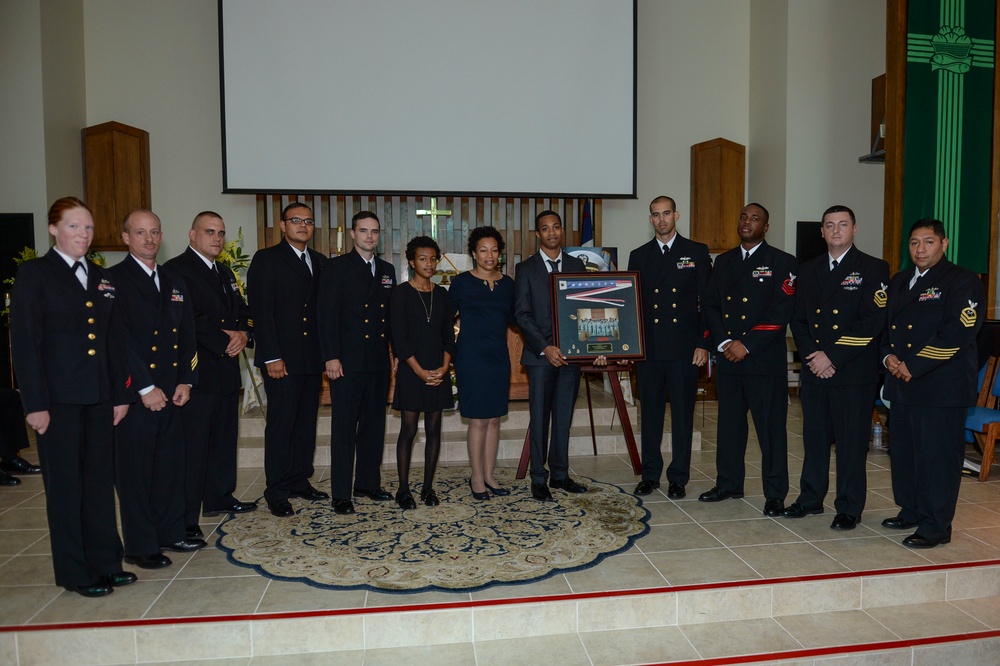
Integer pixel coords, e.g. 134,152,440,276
37,401,123,587
0,388,30,457
526,363,581,484
115,401,186,555
329,370,390,500
637,359,699,485
796,381,875,517
181,390,240,523
262,373,322,504
714,372,789,500
888,402,966,540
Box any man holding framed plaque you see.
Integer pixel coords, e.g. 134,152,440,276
628,196,712,499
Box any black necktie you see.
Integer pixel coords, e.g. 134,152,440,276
368,259,375,277
547,259,559,273
909,271,921,290
662,244,670,257
72,261,87,286
151,269,159,292
742,251,749,262
831,259,838,271
213,263,227,293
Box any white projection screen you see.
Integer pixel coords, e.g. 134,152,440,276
219,0,636,198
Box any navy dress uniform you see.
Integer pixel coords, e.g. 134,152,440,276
11,251,129,589
163,247,253,522
513,250,587,489
628,235,711,492
318,250,396,503
789,246,889,521
881,259,984,543
111,256,198,556
703,241,798,502
247,240,327,508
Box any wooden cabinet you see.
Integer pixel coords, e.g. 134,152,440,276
82,121,151,251
690,138,745,253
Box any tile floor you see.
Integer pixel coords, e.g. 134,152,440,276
2,396,1000,664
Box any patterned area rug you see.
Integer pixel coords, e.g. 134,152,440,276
217,467,649,593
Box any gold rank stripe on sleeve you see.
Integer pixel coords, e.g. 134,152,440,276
915,345,959,360
833,336,873,347
961,300,978,328
246,318,254,328
191,352,198,371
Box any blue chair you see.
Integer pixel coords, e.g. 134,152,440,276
965,356,1000,481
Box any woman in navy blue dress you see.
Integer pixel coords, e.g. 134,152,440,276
389,236,456,509
449,226,514,499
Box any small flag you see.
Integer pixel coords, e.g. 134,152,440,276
581,199,594,247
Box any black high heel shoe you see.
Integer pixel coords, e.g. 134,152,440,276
484,482,510,497
395,489,416,510
420,487,440,507
469,479,490,501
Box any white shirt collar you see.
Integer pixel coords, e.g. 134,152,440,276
189,246,217,269
130,254,156,277
52,247,84,269
539,250,564,272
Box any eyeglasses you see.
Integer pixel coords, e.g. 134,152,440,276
284,217,315,226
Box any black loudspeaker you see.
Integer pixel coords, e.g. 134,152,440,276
0,213,36,389
795,221,827,265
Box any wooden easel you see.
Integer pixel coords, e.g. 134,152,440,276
515,365,641,479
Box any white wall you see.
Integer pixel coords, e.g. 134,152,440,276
83,0,256,262
0,0,49,247
603,0,751,257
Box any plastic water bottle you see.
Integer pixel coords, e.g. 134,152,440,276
872,423,883,449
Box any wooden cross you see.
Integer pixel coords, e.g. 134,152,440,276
416,197,452,240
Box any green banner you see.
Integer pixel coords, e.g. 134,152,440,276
901,0,994,272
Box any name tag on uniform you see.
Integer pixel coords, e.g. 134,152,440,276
919,287,942,302
171,290,184,302
98,279,115,298
841,272,862,291
676,257,695,269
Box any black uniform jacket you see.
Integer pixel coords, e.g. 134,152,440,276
247,240,326,375
880,259,985,407
513,251,586,367
704,241,798,377
627,235,712,361
318,250,396,373
790,246,889,386
11,251,129,412
110,256,199,398
163,247,252,394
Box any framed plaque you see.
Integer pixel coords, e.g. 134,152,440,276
550,271,645,363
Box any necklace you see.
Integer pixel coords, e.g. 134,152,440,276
473,270,499,292
415,286,433,323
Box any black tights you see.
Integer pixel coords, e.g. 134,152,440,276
396,410,442,493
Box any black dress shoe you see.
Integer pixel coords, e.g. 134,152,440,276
881,515,918,530
531,483,554,501
763,498,784,516
634,479,660,496
902,532,951,549
0,455,41,474
289,486,329,501
203,500,258,517
550,477,587,493
0,470,20,486
698,486,744,502
830,513,859,530
667,483,686,499
186,524,204,539
469,480,490,501
353,487,392,501
782,502,823,518
484,483,510,497
124,553,172,569
64,583,113,597
333,499,355,515
104,571,138,587
421,487,440,506
162,538,207,552
268,500,294,517
395,489,417,510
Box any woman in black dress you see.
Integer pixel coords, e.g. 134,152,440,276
449,227,515,500
389,236,456,509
